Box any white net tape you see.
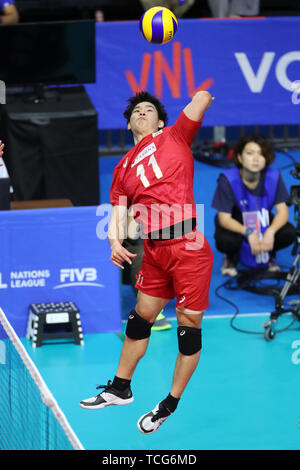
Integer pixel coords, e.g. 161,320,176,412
0,307,84,450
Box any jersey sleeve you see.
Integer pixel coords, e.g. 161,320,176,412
110,164,130,207
274,173,290,205
170,111,204,146
211,173,237,213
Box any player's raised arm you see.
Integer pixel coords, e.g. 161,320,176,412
183,90,214,122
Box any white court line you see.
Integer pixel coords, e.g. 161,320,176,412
204,312,271,319
121,311,283,324
155,311,294,321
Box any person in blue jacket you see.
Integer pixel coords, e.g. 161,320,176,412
212,134,296,276
0,0,19,24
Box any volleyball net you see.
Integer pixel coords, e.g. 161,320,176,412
0,307,84,450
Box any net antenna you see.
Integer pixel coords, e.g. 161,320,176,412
0,306,84,450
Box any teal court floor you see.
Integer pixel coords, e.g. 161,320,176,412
22,312,300,451
21,150,300,450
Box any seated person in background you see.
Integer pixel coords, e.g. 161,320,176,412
211,134,296,276
139,0,195,18
207,0,260,18
0,0,19,24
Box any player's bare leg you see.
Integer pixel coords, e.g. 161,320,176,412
137,308,204,434
80,292,168,410
116,291,169,379
170,309,204,398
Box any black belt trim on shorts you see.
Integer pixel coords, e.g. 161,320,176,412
147,218,197,241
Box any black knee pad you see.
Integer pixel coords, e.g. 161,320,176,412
125,309,154,340
177,326,202,355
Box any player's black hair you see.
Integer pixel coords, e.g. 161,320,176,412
123,91,168,126
233,134,275,168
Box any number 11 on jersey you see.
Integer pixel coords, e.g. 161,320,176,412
136,154,163,188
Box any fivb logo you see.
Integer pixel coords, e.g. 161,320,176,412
54,267,104,289
0,80,6,104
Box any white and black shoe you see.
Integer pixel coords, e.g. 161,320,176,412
137,402,171,434
80,380,134,410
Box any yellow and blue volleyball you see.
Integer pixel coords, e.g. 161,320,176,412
139,7,178,45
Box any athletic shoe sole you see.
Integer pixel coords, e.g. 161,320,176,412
221,267,238,277
137,411,156,434
137,406,169,434
268,265,280,272
80,394,134,410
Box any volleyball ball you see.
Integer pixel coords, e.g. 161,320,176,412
139,7,178,45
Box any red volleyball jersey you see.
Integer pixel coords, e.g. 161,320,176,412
110,111,203,234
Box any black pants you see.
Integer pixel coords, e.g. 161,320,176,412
214,213,297,263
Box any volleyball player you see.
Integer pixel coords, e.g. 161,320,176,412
80,90,214,434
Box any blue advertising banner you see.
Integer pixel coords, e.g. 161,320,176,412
85,17,300,129
0,206,121,339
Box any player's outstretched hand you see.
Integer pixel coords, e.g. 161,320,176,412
198,90,215,110
110,242,137,269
